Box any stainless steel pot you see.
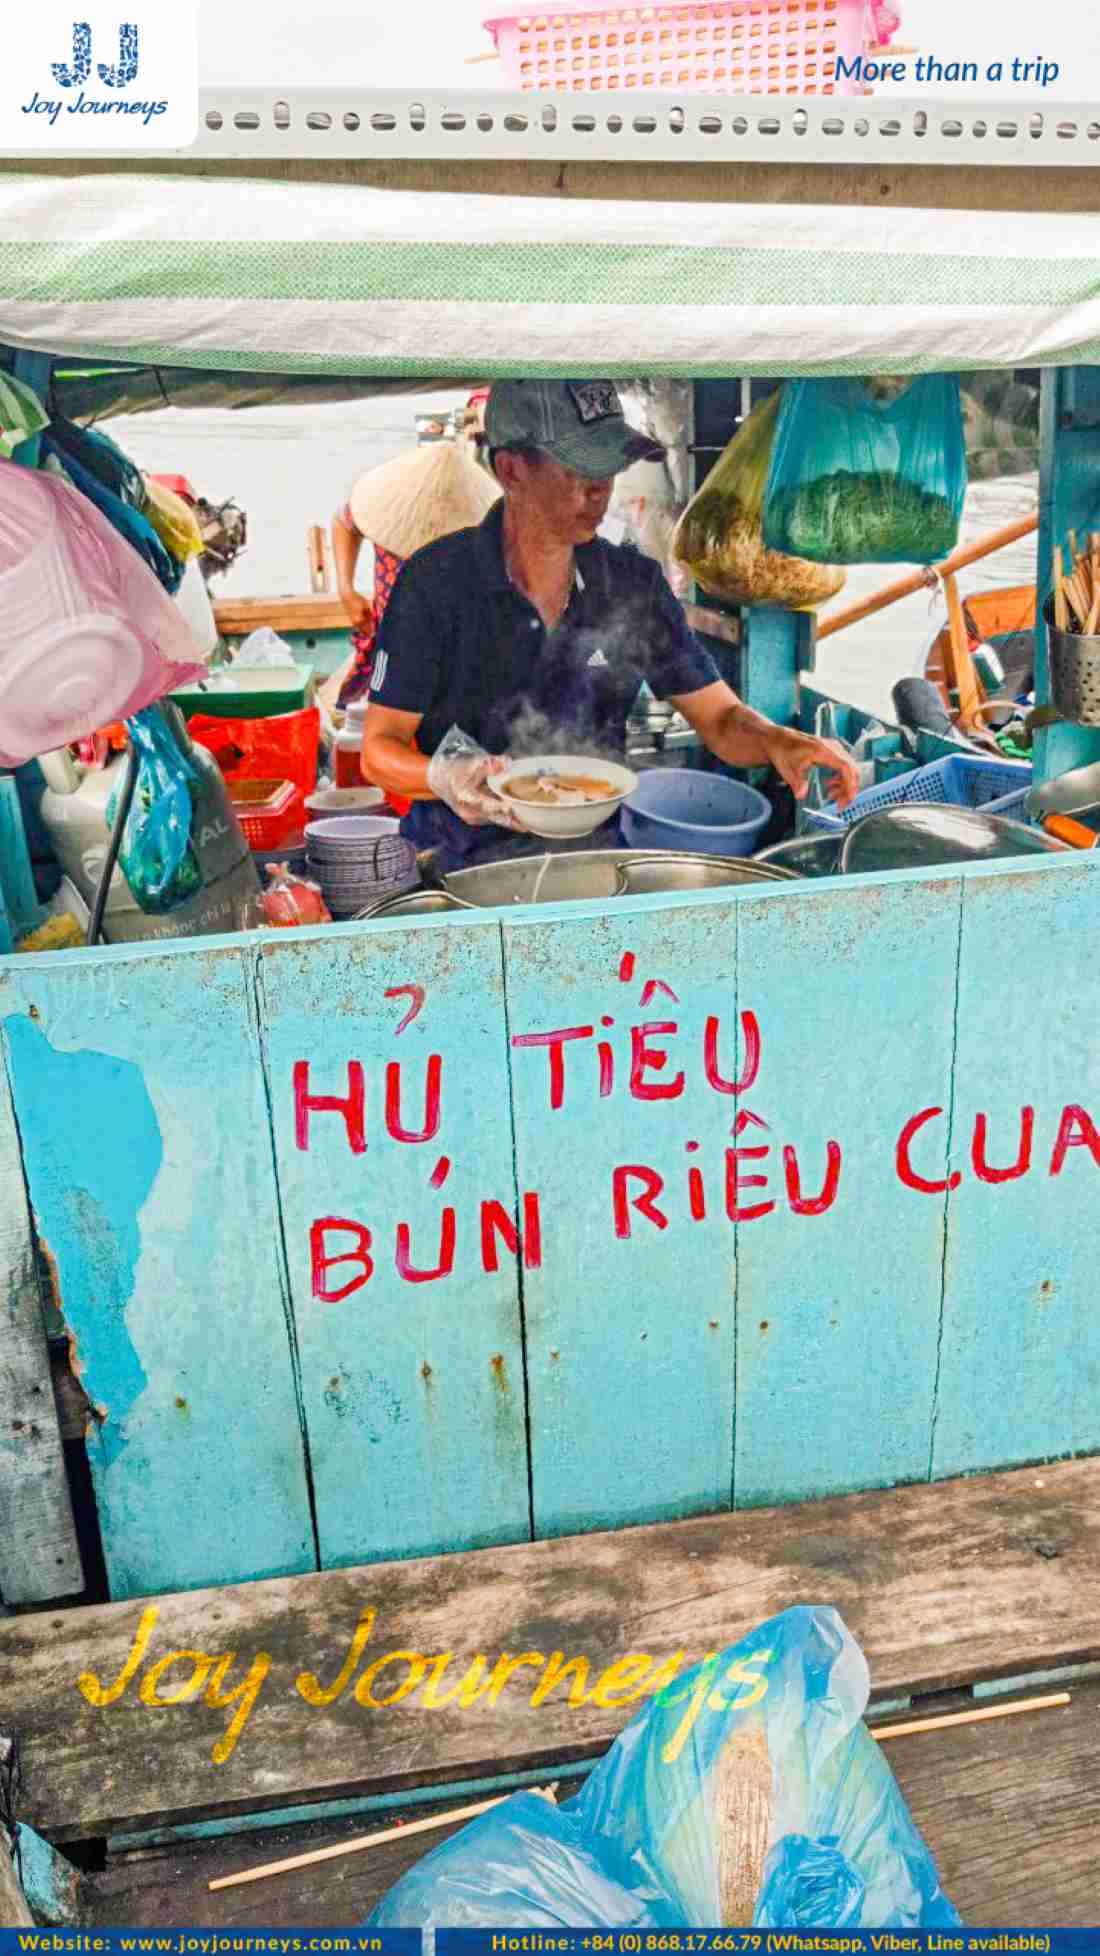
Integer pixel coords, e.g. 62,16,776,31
618,852,799,893
840,806,1069,874
444,854,628,907
359,888,474,919
755,833,844,877
444,848,801,908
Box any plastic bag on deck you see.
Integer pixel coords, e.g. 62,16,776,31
672,393,846,610
366,1606,962,1933
762,376,967,565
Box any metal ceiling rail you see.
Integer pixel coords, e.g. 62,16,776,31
2,86,1099,167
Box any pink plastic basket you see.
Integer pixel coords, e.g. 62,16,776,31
483,0,871,96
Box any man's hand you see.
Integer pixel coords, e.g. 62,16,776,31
762,727,860,809
427,750,523,829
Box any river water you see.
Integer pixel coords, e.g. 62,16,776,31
112,397,1038,722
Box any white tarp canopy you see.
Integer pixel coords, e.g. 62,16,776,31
1,170,1099,378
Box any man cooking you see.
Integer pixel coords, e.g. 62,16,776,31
361,380,858,867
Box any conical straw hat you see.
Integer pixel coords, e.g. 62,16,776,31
349,441,501,559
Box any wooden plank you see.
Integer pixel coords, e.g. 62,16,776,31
5,1455,1098,1842
734,874,961,1505
90,1686,1100,1931
214,596,351,636
935,856,1100,1476
500,899,743,1536
91,1785,585,1931
257,915,530,1569
886,1679,1100,1929
0,1051,81,1605
307,527,330,595
0,1839,33,1928
0,946,316,1602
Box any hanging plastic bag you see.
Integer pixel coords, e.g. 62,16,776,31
0,373,49,460
187,707,321,800
48,415,147,510
367,1605,961,1932
110,708,203,914
672,395,846,610
0,466,206,769
763,377,967,566
143,476,204,563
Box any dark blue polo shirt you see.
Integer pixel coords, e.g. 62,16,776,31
368,501,720,863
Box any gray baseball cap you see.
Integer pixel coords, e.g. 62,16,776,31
484,380,666,481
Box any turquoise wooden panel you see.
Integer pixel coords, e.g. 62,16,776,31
502,895,743,1537
740,606,810,729
257,913,530,1567
0,1050,81,1604
0,942,315,1600
734,871,961,1506
935,854,1100,1476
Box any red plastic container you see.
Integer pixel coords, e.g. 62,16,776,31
228,778,300,850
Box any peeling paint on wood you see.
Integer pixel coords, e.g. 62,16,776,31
0,1047,80,1605
0,952,316,1601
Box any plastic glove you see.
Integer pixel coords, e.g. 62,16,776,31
427,725,523,830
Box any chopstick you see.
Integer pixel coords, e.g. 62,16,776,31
1053,535,1100,635
209,1785,560,1892
872,1689,1070,1742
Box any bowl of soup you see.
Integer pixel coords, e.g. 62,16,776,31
489,755,639,838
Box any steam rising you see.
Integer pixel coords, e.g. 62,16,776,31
497,592,675,765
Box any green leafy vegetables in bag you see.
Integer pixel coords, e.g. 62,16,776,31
673,393,846,611
766,470,960,567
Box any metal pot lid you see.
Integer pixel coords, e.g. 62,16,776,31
841,806,1069,875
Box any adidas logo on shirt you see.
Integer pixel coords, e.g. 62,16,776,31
587,649,609,668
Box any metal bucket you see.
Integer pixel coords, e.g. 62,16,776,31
359,888,473,919
618,853,798,893
445,854,627,907
1044,595,1100,726
755,833,844,877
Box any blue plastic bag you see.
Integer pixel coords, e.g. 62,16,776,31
367,1606,961,1933
110,707,203,914
42,433,182,594
762,377,967,565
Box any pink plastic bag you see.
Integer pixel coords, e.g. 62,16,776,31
0,463,207,767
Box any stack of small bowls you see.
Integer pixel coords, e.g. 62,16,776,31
304,815,418,918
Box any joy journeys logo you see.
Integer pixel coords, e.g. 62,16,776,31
1,4,198,149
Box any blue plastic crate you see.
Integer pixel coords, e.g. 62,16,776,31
800,753,1033,836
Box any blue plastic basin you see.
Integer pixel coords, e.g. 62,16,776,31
621,768,772,857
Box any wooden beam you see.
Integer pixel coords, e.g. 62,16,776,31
213,594,352,637
6,1455,1099,1842
307,528,330,595
817,515,1038,643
